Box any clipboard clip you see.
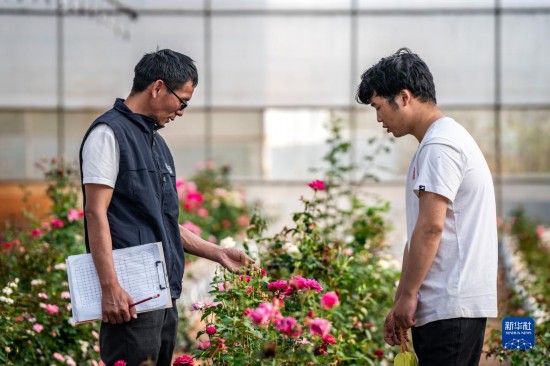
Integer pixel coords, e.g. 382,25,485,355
155,260,167,290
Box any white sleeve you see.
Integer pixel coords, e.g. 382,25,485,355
82,124,120,188
414,143,466,202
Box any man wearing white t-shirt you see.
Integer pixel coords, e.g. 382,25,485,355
356,48,498,365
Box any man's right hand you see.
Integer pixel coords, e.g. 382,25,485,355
101,284,137,324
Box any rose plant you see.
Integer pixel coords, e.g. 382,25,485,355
189,118,400,365
0,158,100,365
191,267,342,365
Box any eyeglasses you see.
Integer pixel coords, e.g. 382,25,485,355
163,82,188,111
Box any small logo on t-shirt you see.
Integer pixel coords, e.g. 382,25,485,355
165,163,173,175
419,185,426,191
502,317,535,350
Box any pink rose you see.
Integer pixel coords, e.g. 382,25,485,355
45,304,59,314
248,302,281,325
46,304,59,314
322,334,337,344
309,318,331,337
67,208,84,222
61,291,71,299
267,280,288,292
53,353,65,362
173,354,195,365
205,326,216,335
217,281,231,292
320,291,340,310
246,286,253,295
289,275,323,293
197,340,211,350
51,219,65,228
308,179,326,191
31,228,43,237
191,301,204,311
38,292,48,299
114,361,127,366
32,323,44,333
274,317,298,337
197,207,209,217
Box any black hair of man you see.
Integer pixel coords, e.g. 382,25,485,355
356,47,437,108
131,48,199,94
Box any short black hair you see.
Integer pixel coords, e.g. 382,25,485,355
356,47,436,106
131,48,198,93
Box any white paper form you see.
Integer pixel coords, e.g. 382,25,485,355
66,242,172,323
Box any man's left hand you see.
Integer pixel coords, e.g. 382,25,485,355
392,292,417,329
217,247,258,273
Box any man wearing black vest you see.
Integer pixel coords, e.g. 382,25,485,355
79,49,254,365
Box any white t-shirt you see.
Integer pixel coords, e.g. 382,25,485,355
82,124,119,188
406,117,498,327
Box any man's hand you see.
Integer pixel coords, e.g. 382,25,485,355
101,284,137,324
384,310,410,346
392,292,417,329
217,247,258,273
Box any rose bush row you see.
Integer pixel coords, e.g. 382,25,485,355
0,159,101,365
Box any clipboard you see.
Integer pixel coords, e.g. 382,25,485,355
66,242,172,324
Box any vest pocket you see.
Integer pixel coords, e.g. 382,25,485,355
162,172,180,218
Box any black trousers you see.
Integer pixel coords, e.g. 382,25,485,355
100,300,179,366
412,318,487,366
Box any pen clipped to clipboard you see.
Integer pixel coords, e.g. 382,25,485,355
66,242,172,324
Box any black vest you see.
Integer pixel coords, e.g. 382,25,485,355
79,99,185,299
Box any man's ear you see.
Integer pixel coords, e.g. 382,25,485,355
150,80,164,98
399,89,413,107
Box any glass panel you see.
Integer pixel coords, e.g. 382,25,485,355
358,0,494,9
212,0,350,10
0,111,57,180
211,16,351,107
63,15,205,108
0,16,57,107
501,108,550,174
211,111,264,178
501,0,550,8
357,15,495,106
501,14,550,105
128,0,204,10
263,109,338,180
